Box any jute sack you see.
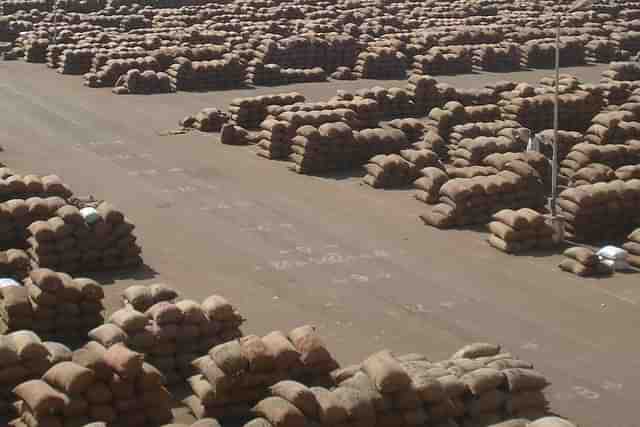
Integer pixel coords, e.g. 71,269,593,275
362,349,410,393
461,368,504,395
563,247,598,267
9,331,49,360
452,343,500,359
310,387,348,425
262,331,300,371
103,344,143,379
288,325,331,366
253,397,306,427
209,340,247,376
270,381,319,418
13,380,65,416
43,361,95,395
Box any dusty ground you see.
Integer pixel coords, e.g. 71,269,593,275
0,61,638,427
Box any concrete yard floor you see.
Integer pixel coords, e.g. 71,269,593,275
0,61,638,427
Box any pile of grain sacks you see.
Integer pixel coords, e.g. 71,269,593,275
112,69,173,94
90,292,243,384
0,196,67,249
363,149,442,189
584,111,640,144
185,325,338,420
602,61,640,81
25,201,142,273
0,173,72,202
245,342,555,427
559,247,611,277
420,167,546,229
228,93,305,129
487,209,556,254
0,331,67,419
0,268,104,338
412,47,474,76
559,143,640,184
180,108,229,132
406,74,440,112
167,55,246,91
353,48,406,79
11,343,173,426
558,180,640,242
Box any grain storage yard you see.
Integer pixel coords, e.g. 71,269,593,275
0,0,640,426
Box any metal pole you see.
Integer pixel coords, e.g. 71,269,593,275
552,13,560,218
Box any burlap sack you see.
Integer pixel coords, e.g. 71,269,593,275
109,308,148,333
332,386,376,424
262,331,300,371
43,342,71,365
527,416,577,427
270,381,318,418
43,361,95,395
241,335,275,373
86,382,113,405
146,302,184,325
0,335,20,366
461,368,504,395
310,387,347,425
29,269,63,293
558,259,594,277
89,325,127,347
488,235,521,254
288,325,331,366
563,247,598,267
123,285,152,310
253,397,306,427
13,380,65,416
72,347,111,381
505,390,548,415
103,344,143,379
9,331,49,361
176,300,207,324
202,295,234,320
340,371,389,412
62,394,89,417
209,340,247,376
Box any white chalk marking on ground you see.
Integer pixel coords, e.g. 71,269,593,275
176,185,196,193
138,152,153,159
127,171,140,176
279,223,294,229
233,200,254,208
141,169,158,176
168,167,184,173
295,246,312,254
350,274,369,283
439,301,455,309
112,153,132,160
572,386,600,400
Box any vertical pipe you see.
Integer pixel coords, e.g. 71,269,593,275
552,13,560,218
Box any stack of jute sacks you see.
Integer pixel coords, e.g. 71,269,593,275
121,283,179,312
90,292,243,385
405,74,440,113
623,228,640,269
185,325,338,420
584,111,640,145
159,420,220,427
474,44,521,72
289,122,356,174
0,331,68,418
180,108,229,132
559,247,611,277
412,47,474,76
487,209,556,254
112,69,173,94
228,93,305,129
536,129,583,165
11,343,173,426
520,38,585,69
353,48,406,79
246,342,553,427
558,180,640,242
420,164,546,229
363,149,442,189
54,48,94,75
559,142,640,184
25,201,142,273
0,173,72,202
602,62,640,82
351,87,417,119
167,55,246,91
448,135,525,168
0,268,104,338
85,56,162,88
501,92,603,134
